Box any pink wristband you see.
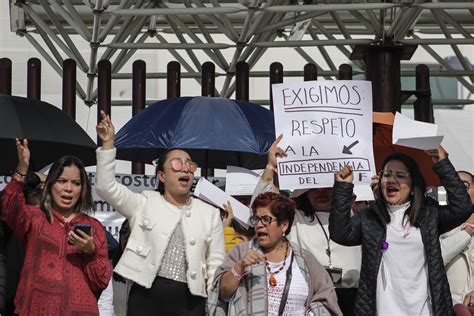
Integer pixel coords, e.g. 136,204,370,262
462,223,474,230
266,164,277,172
231,266,247,279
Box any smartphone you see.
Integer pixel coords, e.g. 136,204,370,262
74,224,92,235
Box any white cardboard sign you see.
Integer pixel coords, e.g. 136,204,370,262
224,166,261,196
393,112,444,150
194,178,250,227
271,80,376,191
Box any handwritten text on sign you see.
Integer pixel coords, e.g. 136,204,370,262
272,80,376,190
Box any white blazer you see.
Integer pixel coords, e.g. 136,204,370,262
95,148,225,297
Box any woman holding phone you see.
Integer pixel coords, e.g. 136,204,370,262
95,111,225,315
1,139,112,316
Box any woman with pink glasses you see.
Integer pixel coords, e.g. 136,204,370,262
95,111,225,315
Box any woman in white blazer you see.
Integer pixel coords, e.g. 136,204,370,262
95,111,225,316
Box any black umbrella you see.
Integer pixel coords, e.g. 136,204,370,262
0,94,97,175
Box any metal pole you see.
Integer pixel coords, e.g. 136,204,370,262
0,58,12,95
27,58,41,100
167,61,181,98
414,64,434,123
269,62,283,113
62,59,77,119
132,60,146,174
200,62,215,178
338,64,353,80
201,62,215,97
364,46,403,112
236,61,249,101
304,63,318,81
97,60,112,146
269,62,283,187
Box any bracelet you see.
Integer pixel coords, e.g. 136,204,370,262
230,266,247,279
14,170,27,177
266,164,277,172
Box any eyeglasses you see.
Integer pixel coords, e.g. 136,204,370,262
379,170,411,181
249,215,278,227
152,158,197,172
462,181,473,189
152,157,198,173
168,158,197,173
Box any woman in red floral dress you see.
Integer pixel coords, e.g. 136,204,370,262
1,139,111,315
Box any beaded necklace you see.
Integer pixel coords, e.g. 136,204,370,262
265,241,289,287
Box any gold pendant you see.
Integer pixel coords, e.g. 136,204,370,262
269,273,277,287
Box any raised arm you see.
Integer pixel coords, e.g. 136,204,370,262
427,146,472,233
329,166,363,246
1,139,35,237
250,135,285,206
95,111,146,219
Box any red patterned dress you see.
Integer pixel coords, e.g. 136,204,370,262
1,179,112,316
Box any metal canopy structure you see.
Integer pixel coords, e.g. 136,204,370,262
8,0,474,106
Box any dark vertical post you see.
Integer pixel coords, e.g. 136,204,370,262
350,43,417,113
364,47,402,112
167,61,180,98
414,64,434,123
0,58,12,95
201,62,215,178
269,62,283,112
62,59,77,119
304,63,318,81
201,62,215,97
338,64,353,80
27,58,41,100
132,60,146,174
269,62,283,187
236,61,249,101
97,60,112,146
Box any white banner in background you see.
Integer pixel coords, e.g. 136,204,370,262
0,173,224,241
271,80,376,192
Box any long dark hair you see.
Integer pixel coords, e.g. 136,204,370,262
293,193,316,221
375,152,427,227
40,156,94,222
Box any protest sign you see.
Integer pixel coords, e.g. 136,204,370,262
271,80,376,191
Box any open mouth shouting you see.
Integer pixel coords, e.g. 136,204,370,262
257,231,269,242
385,186,399,198
60,194,75,206
178,175,191,187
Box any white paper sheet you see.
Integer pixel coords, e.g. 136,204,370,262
393,112,444,150
194,178,250,228
225,166,261,196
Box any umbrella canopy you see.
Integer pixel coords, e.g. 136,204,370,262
115,96,275,169
0,94,97,175
373,112,441,186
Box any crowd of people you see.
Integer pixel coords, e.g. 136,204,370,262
0,111,472,315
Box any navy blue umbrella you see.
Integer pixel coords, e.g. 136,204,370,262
115,96,275,169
